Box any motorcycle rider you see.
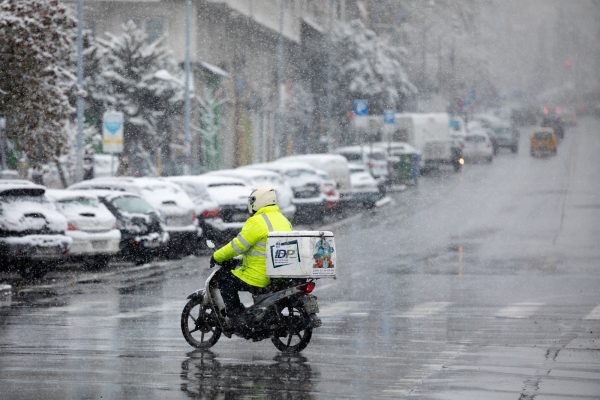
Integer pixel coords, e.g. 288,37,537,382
210,186,292,327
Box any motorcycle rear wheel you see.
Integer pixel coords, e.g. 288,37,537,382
181,297,221,349
271,304,312,353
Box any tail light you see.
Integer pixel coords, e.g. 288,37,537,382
201,208,220,219
67,222,77,231
298,281,316,293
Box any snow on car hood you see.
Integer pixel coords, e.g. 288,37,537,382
0,199,67,233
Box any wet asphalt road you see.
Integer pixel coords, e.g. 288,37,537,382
1,118,600,399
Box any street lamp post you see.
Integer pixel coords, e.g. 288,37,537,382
75,0,84,182
0,116,6,170
183,0,192,174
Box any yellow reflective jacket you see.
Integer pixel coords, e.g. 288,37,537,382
213,205,292,287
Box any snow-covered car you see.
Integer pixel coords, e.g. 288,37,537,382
87,190,169,264
68,177,198,256
347,163,381,208
0,180,71,278
205,168,296,220
462,131,494,163
46,190,120,267
167,175,251,245
315,169,340,211
242,162,326,223
275,154,352,206
334,145,389,182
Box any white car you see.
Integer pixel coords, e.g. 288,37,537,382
206,168,296,220
334,145,389,181
275,154,352,205
68,177,198,256
462,130,494,163
347,163,381,208
46,189,121,266
167,175,251,245
242,162,326,223
315,169,340,212
0,180,71,278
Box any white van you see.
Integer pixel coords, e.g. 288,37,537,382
394,113,462,172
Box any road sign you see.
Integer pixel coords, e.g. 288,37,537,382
383,110,395,125
102,111,124,153
354,100,368,117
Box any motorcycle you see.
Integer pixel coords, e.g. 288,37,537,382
181,242,322,353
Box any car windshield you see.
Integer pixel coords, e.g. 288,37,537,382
111,196,154,214
466,135,485,143
534,132,553,140
368,152,386,161
0,194,55,213
495,127,512,136
339,152,362,161
56,197,102,209
175,182,211,201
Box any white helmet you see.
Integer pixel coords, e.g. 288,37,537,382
248,186,278,214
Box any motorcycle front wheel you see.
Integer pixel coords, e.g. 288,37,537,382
181,297,221,349
271,304,312,353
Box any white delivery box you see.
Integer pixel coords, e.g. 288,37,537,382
266,231,336,278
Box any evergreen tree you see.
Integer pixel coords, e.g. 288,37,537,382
0,0,76,167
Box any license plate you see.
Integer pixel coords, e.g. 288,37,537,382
91,240,108,250
144,239,160,248
36,246,59,256
303,297,319,313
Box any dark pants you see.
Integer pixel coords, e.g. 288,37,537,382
218,271,257,317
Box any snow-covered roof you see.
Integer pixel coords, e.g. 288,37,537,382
167,174,247,187
0,180,45,195
45,189,99,201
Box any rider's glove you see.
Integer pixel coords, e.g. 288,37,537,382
209,255,217,269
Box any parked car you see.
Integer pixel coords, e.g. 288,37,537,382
0,180,71,278
530,128,557,156
275,154,352,206
334,145,390,182
347,163,381,208
162,176,222,251
372,142,421,185
315,169,340,211
462,131,494,163
46,189,120,268
86,190,168,264
242,162,326,223
69,177,198,257
205,168,296,220
167,175,251,245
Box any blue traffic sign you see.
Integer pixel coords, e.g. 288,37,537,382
354,100,368,116
384,110,395,124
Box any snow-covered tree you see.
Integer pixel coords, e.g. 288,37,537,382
329,20,416,119
0,0,76,167
98,21,184,176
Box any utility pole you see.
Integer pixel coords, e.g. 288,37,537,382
0,117,6,170
325,0,334,152
274,0,286,159
183,0,192,174
75,0,84,182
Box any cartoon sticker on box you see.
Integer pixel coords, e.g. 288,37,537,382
313,237,334,268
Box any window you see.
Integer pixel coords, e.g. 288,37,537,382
145,17,164,43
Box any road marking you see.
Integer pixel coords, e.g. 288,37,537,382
584,305,600,320
395,301,452,319
495,302,544,319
